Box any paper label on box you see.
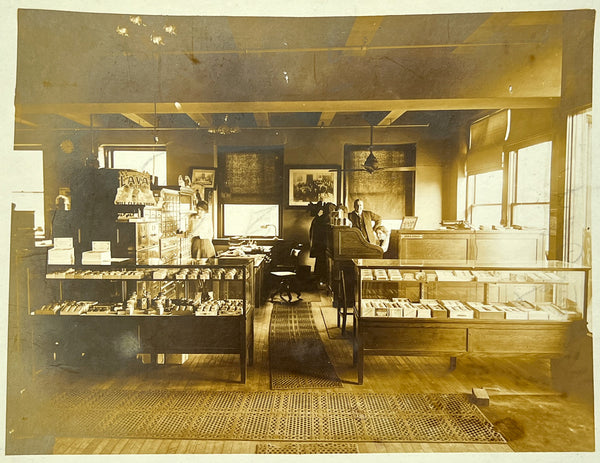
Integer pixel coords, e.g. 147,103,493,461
54,237,74,249
92,241,111,252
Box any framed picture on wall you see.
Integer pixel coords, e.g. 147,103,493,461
190,167,216,204
190,168,216,188
287,166,340,207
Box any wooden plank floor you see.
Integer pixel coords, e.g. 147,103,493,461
8,290,596,455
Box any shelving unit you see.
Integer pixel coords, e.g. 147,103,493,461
352,258,590,384
31,259,254,383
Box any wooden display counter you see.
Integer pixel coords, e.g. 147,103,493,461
31,309,254,382
394,229,546,262
355,317,572,384
31,260,255,383
352,258,590,384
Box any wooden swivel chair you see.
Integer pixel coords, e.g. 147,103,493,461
269,244,303,303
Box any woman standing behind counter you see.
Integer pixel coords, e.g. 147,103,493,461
188,200,216,259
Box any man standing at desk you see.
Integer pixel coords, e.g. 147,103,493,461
348,198,382,244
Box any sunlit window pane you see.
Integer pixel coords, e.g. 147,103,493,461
513,204,549,229
8,150,45,233
471,205,502,227
223,204,279,237
474,170,503,203
111,150,167,185
516,141,551,202
7,151,44,192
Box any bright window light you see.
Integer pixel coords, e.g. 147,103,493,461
223,204,279,237
7,149,45,234
100,147,167,185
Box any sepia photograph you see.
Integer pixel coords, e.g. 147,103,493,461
190,168,216,189
288,167,339,207
1,0,598,462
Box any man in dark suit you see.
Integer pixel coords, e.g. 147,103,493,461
348,198,383,244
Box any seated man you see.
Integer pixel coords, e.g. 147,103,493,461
348,198,382,244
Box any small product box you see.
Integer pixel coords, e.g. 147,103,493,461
414,303,432,318
494,303,528,320
466,302,505,320
81,250,112,265
402,303,417,318
54,237,74,249
48,248,75,265
92,241,111,252
421,299,448,318
82,241,112,265
527,310,550,321
48,237,75,265
388,304,403,317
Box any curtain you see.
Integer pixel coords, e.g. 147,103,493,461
466,110,509,175
218,148,283,203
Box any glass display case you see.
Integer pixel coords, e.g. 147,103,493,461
352,258,590,384
33,258,254,382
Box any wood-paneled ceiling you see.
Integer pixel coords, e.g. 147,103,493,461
14,9,568,138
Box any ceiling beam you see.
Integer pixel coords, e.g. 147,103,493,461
15,116,38,127
453,13,516,55
59,113,93,126
17,97,560,117
377,110,407,126
318,112,336,127
254,113,270,127
344,16,384,55
121,113,154,128
187,113,212,127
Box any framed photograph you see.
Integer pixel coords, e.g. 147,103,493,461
190,168,216,189
400,216,418,230
287,166,340,207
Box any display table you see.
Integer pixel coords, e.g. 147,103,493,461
32,260,255,382
352,258,589,384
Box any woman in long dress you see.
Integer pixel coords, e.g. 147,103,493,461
188,200,216,259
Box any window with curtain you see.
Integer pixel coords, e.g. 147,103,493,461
217,148,284,237
8,147,45,236
466,110,509,176
99,145,167,185
344,144,416,220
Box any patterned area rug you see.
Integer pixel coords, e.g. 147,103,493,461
46,390,506,444
269,302,343,389
256,442,359,454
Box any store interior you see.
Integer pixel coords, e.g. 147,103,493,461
4,6,597,457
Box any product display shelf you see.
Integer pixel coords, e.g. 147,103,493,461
32,258,254,382
352,258,590,384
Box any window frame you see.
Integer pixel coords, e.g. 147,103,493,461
9,146,46,237
99,144,167,185
507,141,552,230
216,147,284,238
466,169,504,227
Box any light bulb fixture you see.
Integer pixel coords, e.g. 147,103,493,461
208,126,241,135
130,16,145,26
207,114,241,135
151,34,165,46
164,25,176,35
